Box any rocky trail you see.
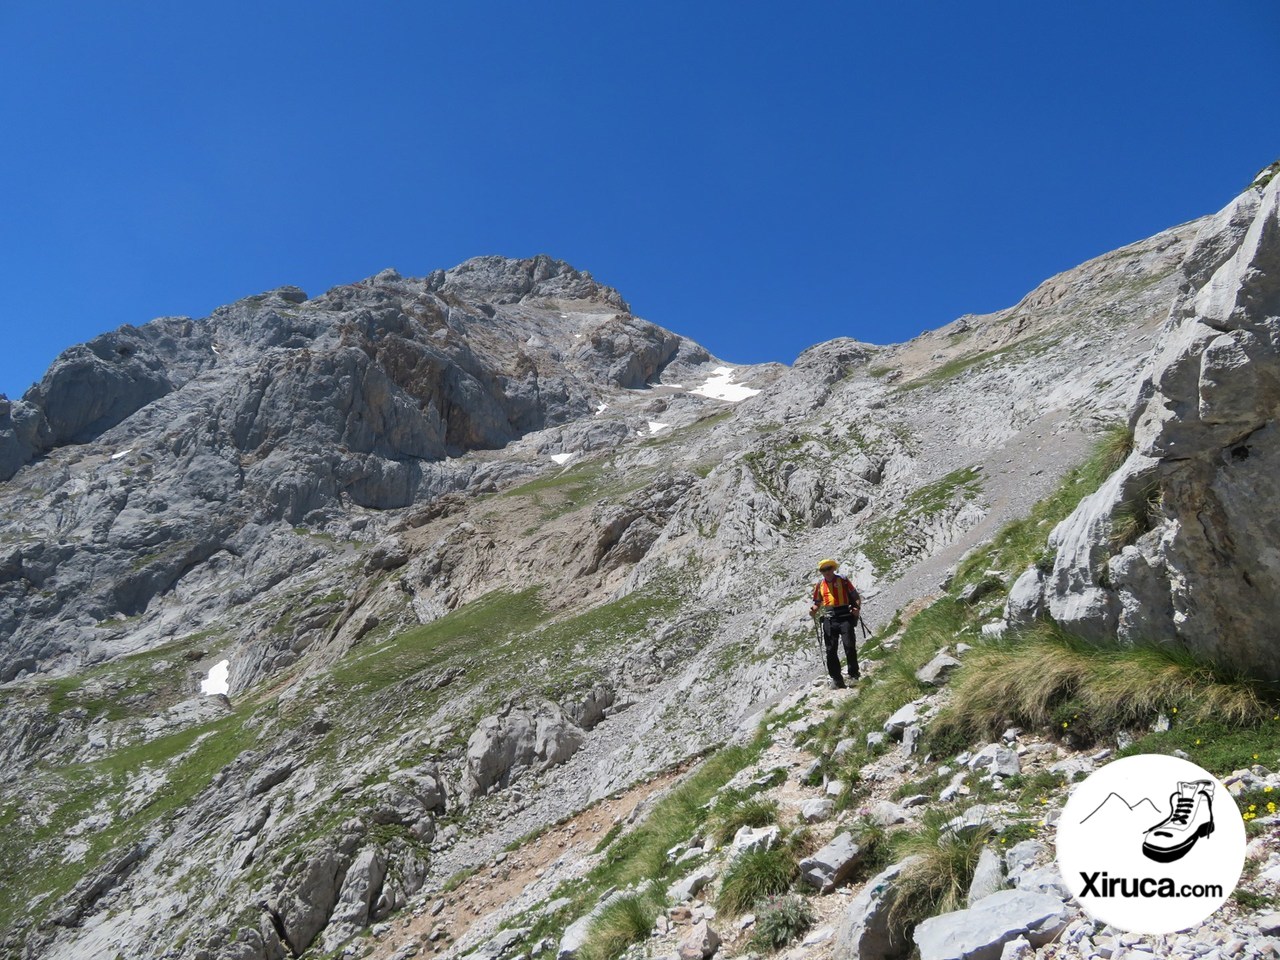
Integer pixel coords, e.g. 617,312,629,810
359,650,1280,960
363,764,693,960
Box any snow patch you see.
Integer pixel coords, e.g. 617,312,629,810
111,449,134,461
647,422,670,434
595,403,609,415
201,659,230,696
550,453,574,465
690,366,759,402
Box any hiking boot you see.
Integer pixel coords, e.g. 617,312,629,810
1142,780,1215,863
830,678,847,690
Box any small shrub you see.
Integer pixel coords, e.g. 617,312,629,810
1233,888,1279,910
718,847,797,915
749,894,815,951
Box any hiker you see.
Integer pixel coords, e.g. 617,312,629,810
809,559,861,688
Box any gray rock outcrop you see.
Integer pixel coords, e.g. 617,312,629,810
967,847,1006,905
913,889,1072,960
1008,173,1280,682
833,856,923,960
798,831,863,892
0,256,724,682
462,701,586,799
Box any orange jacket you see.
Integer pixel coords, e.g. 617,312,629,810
811,575,860,610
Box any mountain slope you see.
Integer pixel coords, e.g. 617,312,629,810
3,167,1275,959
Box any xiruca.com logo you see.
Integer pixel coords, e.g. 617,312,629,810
1056,755,1246,934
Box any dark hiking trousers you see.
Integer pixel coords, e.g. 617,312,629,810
821,615,859,682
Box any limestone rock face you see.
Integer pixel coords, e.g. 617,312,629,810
1008,175,1280,681
0,396,49,480
426,255,629,310
913,889,1071,960
833,856,923,960
462,701,586,799
0,256,725,682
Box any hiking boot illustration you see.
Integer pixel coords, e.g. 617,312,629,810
1142,780,1215,863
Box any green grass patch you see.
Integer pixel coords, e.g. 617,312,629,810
1115,716,1280,779
718,846,798,915
499,458,656,522
0,708,254,935
531,576,689,698
1234,888,1280,911
326,587,548,696
896,344,1020,392
39,630,226,720
580,887,665,960
589,738,766,893
929,621,1277,756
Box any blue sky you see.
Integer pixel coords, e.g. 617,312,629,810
1,2,1277,398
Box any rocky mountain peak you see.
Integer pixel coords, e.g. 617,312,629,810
426,254,630,311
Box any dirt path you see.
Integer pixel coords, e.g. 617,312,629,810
366,763,694,959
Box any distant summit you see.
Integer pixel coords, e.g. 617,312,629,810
425,254,630,311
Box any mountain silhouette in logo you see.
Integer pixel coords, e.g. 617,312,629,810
1080,792,1162,826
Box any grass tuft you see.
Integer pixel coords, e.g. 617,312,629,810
1096,423,1135,474
929,621,1275,755
718,846,798,915
1109,481,1163,550
580,887,665,960
708,796,779,844
887,808,992,934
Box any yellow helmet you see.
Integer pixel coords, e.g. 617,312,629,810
817,558,838,571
